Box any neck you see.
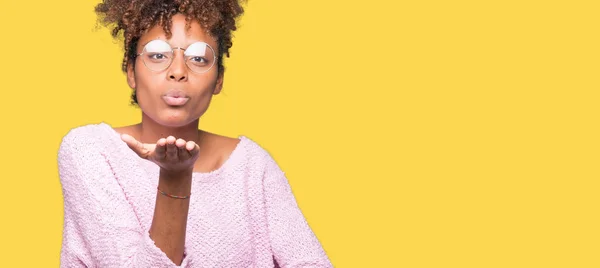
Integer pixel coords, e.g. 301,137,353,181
138,112,201,144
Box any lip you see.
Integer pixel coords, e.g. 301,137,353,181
162,90,189,106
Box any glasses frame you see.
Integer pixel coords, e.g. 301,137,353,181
135,39,217,74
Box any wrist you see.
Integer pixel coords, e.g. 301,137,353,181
159,169,193,195
160,167,193,180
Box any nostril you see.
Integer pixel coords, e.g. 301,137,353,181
168,74,186,81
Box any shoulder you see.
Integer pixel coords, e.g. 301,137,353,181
58,122,116,157
57,123,119,184
234,136,285,177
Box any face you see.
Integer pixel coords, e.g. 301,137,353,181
127,13,223,127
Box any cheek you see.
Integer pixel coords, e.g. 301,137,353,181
199,70,220,90
188,73,218,95
135,69,164,97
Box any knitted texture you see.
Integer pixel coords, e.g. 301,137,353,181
58,122,332,267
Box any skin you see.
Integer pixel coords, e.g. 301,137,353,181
114,13,240,265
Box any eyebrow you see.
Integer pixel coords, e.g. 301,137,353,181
140,38,209,49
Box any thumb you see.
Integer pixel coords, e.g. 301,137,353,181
121,134,150,158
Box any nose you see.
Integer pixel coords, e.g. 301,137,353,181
167,48,188,82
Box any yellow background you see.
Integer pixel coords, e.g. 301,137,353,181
0,0,599,267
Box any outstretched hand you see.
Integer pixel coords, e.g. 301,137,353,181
121,134,200,175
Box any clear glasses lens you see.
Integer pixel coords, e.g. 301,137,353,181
183,42,215,73
141,40,173,71
140,40,216,73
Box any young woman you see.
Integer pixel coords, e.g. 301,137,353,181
57,0,332,267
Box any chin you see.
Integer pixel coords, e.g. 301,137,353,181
160,114,198,127
145,109,199,128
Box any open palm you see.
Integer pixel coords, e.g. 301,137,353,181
120,134,200,174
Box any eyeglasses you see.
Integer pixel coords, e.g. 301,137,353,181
135,39,217,74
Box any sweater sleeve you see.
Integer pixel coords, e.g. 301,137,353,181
57,127,189,268
262,154,333,268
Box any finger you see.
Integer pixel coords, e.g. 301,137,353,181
186,141,200,157
176,139,189,160
155,138,167,160
165,136,178,160
121,134,149,157
120,134,138,149
175,138,186,148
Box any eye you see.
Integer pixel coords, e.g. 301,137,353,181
188,56,210,67
190,56,207,63
149,53,168,60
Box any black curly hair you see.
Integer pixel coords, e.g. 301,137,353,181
94,0,246,105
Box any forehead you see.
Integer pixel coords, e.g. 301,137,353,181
138,14,217,50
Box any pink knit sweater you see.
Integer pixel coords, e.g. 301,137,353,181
58,122,332,267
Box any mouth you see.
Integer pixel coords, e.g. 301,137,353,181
162,90,189,106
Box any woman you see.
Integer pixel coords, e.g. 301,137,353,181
57,0,332,267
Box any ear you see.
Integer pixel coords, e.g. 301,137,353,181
213,72,224,95
126,62,136,89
